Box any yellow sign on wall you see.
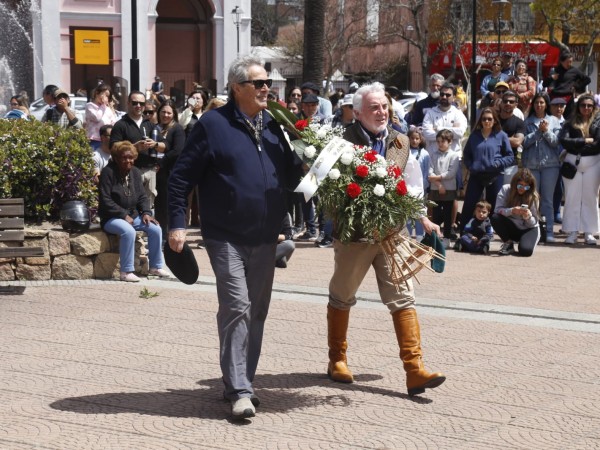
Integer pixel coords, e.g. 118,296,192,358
74,30,109,65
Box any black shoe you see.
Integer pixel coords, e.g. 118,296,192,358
454,241,462,252
482,243,490,255
318,237,333,248
275,256,287,268
297,231,317,241
498,241,515,256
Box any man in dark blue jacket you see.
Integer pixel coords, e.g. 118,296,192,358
168,56,301,420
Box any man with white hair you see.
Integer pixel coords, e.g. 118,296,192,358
325,82,446,397
408,73,445,127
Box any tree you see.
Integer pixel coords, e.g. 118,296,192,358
531,0,600,72
302,0,325,86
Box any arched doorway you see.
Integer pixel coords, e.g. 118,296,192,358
155,0,215,102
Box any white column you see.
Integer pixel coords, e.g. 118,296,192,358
36,0,61,94
121,0,132,86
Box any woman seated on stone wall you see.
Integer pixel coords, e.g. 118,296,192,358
98,140,170,282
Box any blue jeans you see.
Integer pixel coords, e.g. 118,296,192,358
103,216,164,272
460,174,504,232
530,167,560,237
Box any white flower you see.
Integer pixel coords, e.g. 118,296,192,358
375,154,385,163
328,168,341,180
375,167,387,178
304,145,317,158
317,124,331,138
373,184,386,196
341,152,354,165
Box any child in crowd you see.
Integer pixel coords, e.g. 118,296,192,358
428,129,460,248
455,201,494,254
406,128,430,240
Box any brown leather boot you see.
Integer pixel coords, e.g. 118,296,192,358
392,308,445,396
327,305,354,383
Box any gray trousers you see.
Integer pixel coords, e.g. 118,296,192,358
204,238,277,400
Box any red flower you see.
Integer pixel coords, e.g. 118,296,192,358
363,150,378,163
355,165,369,178
346,182,362,198
389,166,402,178
396,180,408,196
295,119,309,131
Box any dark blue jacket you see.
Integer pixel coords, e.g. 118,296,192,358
168,100,302,246
463,129,515,175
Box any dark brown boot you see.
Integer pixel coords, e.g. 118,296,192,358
327,305,354,383
392,308,445,396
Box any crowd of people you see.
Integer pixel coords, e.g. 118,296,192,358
279,50,599,255
3,50,599,419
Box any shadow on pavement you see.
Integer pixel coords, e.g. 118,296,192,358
49,372,432,420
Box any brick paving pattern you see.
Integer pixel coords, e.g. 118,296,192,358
1,234,599,449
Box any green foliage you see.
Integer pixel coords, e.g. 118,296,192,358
0,120,98,221
139,287,159,299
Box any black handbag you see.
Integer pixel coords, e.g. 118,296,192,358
560,154,581,180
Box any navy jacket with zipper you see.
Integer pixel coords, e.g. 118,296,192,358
168,100,302,246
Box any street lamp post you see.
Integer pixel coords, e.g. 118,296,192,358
493,0,510,56
231,6,243,57
405,25,414,91
470,0,477,128
130,0,139,91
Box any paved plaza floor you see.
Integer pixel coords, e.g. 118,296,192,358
1,234,600,449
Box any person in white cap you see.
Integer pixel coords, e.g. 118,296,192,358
331,94,355,129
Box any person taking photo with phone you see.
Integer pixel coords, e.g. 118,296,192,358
490,168,541,256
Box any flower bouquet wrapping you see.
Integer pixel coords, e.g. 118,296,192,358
268,101,444,289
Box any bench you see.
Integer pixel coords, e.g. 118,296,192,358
0,198,45,294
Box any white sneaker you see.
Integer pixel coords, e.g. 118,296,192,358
231,397,255,419
120,272,140,282
584,233,597,245
564,232,578,244
149,268,171,277
545,235,556,243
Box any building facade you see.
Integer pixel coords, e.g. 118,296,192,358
7,0,252,101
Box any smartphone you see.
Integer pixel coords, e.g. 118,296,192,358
521,204,529,209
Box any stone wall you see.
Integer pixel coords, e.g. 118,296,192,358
0,225,149,281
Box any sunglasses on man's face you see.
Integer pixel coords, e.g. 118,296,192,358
241,79,273,89
503,99,516,105
143,110,156,115
131,101,145,107
439,92,453,98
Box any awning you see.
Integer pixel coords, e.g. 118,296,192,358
429,42,561,73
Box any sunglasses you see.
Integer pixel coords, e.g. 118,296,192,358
503,99,516,104
516,184,531,191
481,117,494,122
241,79,273,89
495,89,507,94
290,93,302,97
439,93,453,98
580,103,595,109
131,101,145,107
143,110,156,115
